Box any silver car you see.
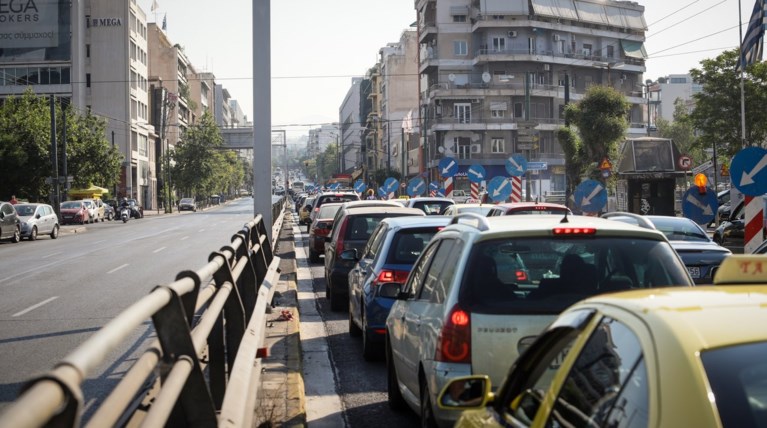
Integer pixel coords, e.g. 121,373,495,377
15,203,60,240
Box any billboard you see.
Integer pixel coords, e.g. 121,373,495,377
0,0,70,61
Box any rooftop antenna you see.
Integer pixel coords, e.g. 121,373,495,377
559,210,570,224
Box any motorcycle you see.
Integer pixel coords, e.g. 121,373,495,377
120,206,130,223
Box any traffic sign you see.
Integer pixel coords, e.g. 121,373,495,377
682,186,718,225
678,155,692,171
721,163,730,177
527,161,548,171
467,164,486,183
436,188,446,197
377,186,387,197
487,176,512,202
599,157,612,170
692,160,713,175
407,177,426,197
438,157,458,178
731,147,767,196
505,154,528,177
354,179,366,194
574,179,607,212
384,177,399,194
429,181,440,192
329,182,340,190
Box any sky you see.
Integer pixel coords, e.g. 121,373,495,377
139,0,753,139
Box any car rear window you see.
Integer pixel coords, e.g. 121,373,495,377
505,207,570,215
412,201,452,215
344,214,413,241
460,237,691,314
318,204,342,219
317,194,358,208
386,228,441,264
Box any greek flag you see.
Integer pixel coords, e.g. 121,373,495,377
162,13,167,31
740,0,767,70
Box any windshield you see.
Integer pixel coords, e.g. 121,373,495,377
412,201,452,215
648,217,709,242
460,237,691,314
15,205,37,216
61,202,81,209
318,204,342,219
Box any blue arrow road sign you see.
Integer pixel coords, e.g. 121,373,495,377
436,188,446,197
682,186,718,225
407,177,426,197
731,146,767,196
527,161,548,171
377,186,387,197
467,164,486,183
438,157,458,178
384,177,399,194
429,181,440,192
329,182,340,190
505,154,528,176
354,179,366,194
574,180,607,212
487,176,512,202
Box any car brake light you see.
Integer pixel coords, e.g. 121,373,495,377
515,270,528,282
552,227,597,236
335,218,349,258
372,269,410,287
435,305,471,363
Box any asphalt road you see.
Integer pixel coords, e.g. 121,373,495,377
0,198,260,416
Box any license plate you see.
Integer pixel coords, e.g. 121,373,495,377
687,266,700,279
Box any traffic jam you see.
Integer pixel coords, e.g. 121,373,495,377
293,144,767,428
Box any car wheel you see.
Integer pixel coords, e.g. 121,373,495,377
50,225,59,239
420,377,438,428
349,306,362,337
362,311,381,361
387,337,407,411
11,226,21,243
309,249,320,263
29,226,37,241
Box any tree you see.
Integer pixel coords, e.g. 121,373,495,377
656,98,702,163
64,110,122,190
171,112,224,198
557,85,629,205
689,49,767,158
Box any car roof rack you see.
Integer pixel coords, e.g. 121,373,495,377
449,212,490,231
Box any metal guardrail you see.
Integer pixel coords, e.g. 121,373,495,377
0,202,288,427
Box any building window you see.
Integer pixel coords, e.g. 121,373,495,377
492,37,506,52
454,103,471,124
453,137,471,159
514,102,524,119
86,73,91,88
528,37,535,54
491,138,505,153
453,40,467,56
452,14,466,22
606,45,614,59
139,133,148,156
491,109,504,118
582,43,593,57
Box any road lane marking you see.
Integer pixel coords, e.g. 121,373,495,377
107,264,129,274
13,296,59,317
153,246,166,254
180,236,189,241
42,252,62,259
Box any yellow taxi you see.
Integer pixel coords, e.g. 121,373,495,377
438,255,767,428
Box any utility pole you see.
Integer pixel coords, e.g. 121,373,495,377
524,72,532,202
50,95,60,218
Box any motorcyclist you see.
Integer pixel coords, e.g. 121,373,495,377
119,198,132,219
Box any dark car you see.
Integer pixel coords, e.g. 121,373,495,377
324,206,425,311
603,212,731,284
713,198,766,253
126,199,144,218
308,202,344,263
101,199,115,221
0,201,21,243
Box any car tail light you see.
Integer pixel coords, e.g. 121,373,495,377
315,221,332,236
372,269,409,288
435,305,471,364
552,227,597,236
335,218,350,258
515,270,528,282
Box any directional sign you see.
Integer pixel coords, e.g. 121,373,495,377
731,147,767,196
329,182,340,190
505,154,528,177
429,181,440,192
354,179,367,194
527,161,548,171
436,188,446,197
467,164,486,183
377,186,387,197
682,186,718,225
384,177,399,194
438,157,458,178
487,176,512,202
574,179,607,212
692,160,713,175
407,177,426,197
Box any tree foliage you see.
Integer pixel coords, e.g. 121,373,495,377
557,85,629,200
689,49,767,157
171,112,224,197
0,90,121,201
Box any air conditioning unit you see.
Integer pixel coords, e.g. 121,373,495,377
553,34,561,42
543,64,550,71
471,144,482,154
508,31,517,38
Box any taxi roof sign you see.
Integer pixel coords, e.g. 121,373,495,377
599,157,612,170
713,255,767,285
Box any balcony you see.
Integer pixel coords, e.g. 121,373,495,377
472,47,645,72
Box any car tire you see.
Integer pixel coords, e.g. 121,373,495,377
386,338,407,411
309,249,320,263
362,311,381,361
50,225,59,239
11,226,21,243
349,307,362,337
420,377,438,428
29,226,37,241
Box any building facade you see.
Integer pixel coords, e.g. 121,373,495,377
657,73,701,122
339,77,365,174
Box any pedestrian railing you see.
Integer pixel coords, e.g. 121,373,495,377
0,210,285,427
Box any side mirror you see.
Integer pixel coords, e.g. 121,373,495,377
378,282,403,298
304,204,312,212
437,376,491,410
340,249,358,261
35,213,41,219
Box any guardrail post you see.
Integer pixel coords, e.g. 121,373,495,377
151,286,217,426
233,228,258,322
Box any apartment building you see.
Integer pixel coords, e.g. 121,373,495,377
339,77,366,174
657,73,701,122
415,0,648,195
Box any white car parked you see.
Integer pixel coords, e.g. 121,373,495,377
14,203,60,240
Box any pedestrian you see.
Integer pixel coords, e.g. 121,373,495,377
366,189,376,200
9,195,18,205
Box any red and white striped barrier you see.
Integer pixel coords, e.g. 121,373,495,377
444,177,454,199
744,195,765,253
470,182,480,199
510,176,522,202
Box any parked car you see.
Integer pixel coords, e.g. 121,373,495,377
81,199,101,223
178,198,197,212
298,196,316,231
437,262,767,427
0,201,21,243
441,203,503,217
324,206,425,311
451,190,470,204
59,200,90,225
489,201,572,216
308,202,345,263
14,203,59,240
346,216,452,360
404,197,455,215
385,214,693,427
101,199,115,221
603,212,731,284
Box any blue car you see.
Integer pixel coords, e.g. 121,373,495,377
345,216,451,360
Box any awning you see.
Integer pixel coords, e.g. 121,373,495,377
621,40,647,59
